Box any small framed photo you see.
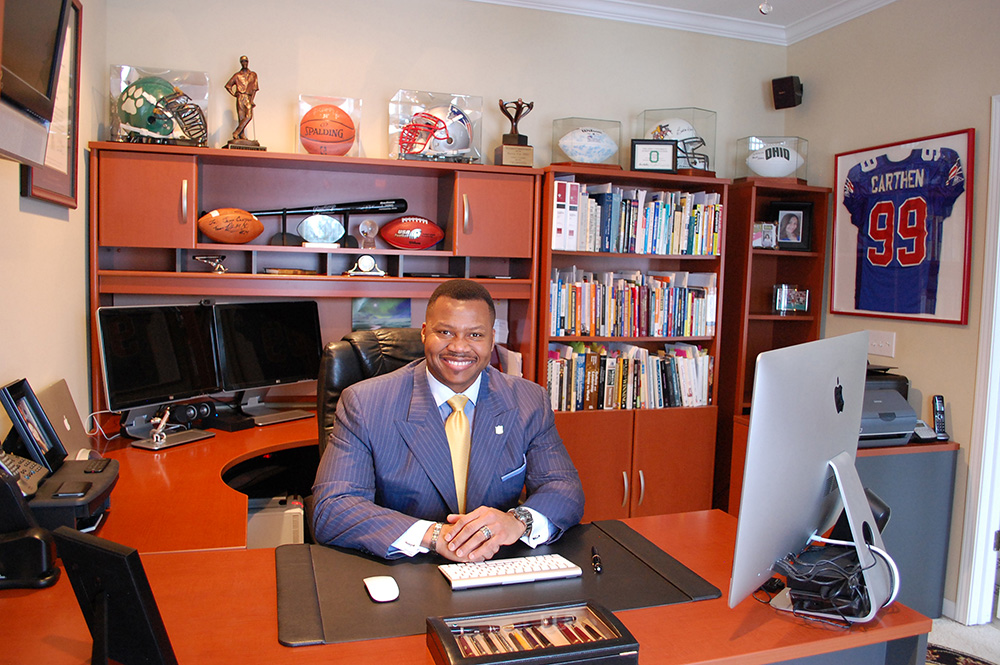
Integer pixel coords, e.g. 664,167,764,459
0,379,67,471
752,222,777,249
769,201,812,251
630,139,677,173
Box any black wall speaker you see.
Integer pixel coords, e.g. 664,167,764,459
772,76,803,109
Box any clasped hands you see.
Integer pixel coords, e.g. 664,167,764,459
427,506,526,562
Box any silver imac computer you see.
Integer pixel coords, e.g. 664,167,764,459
728,331,897,624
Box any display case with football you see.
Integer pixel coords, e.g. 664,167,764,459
735,136,808,183
552,117,621,167
638,107,716,175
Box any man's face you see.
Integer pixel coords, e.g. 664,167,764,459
421,296,494,393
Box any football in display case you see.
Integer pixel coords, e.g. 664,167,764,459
297,96,362,157
389,90,482,163
552,118,621,165
110,65,209,146
737,136,808,181
638,107,715,172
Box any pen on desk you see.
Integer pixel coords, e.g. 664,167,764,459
592,546,603,574
508,629,530,651
505,615,576,630
582,622,602,641
557,623,580,644
455,635,474,657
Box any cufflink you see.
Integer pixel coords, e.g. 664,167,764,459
495,425,504,435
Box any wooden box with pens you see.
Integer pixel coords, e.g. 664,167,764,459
426,601,638,664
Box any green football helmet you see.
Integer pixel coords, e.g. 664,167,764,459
116,76,207,144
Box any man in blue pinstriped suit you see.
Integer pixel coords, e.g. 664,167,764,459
312,279,584,561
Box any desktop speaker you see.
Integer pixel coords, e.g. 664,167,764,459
772,76,803,109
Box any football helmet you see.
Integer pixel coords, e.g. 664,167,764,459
116,76,208,145
398,104,472,157
648,118,709,170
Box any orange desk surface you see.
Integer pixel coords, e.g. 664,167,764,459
93,416,318,553
3,510,929,665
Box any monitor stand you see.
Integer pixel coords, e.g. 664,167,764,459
771,451,894,624
121,406,215,451
238,390,312,427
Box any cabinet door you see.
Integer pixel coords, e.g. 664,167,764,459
555,410,633,522
98,151,198,248
452,172,535,257
631,407,717,516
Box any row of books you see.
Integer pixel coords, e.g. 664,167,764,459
551,177,723,256
546,341,712,412
550,267,717,338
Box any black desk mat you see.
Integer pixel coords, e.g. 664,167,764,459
275,520,720,646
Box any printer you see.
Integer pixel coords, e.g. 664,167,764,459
859,389,916,448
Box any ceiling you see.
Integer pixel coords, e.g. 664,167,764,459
462,0,900,45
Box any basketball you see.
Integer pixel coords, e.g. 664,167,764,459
299,104,355,156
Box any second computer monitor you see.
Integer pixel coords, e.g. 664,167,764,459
213,300,322,424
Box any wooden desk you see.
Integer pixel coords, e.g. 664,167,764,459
3,510,929,665
2,416,930,664
93,416,318,553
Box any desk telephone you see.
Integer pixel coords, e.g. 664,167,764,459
0,450,48,496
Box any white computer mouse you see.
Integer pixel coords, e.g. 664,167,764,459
363,575,399,603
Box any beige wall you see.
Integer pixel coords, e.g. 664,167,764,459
787,0,999,604
0,0,991,607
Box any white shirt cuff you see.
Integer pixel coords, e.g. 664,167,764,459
388,519,435,558
520,507,552,547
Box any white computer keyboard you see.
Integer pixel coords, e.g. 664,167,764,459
438,553,582,590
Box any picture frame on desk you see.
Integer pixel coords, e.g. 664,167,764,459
0,378,67,471
20,0,82,209
830,128,974,324
630,139,677,173
769,201,812,251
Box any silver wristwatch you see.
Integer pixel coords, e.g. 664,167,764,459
508,506,533,538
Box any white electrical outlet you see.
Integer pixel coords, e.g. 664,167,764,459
867,330,896,358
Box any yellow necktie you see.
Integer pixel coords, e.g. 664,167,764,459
445,395,471,513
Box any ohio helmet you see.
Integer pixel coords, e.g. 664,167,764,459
648,118,709,170
116,76,208,145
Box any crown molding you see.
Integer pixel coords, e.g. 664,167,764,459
463,0,898,46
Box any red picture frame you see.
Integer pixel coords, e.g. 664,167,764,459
830,128,974,324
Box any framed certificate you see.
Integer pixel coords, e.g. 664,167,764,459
630,139,677,173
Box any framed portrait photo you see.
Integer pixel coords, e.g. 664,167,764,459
769,201,812,251
0,379,67,472
830,129,974,324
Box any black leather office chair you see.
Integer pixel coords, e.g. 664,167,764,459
315,327,425,458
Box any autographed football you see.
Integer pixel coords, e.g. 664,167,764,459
746,145,805,178
557,127,618,164
378,215,445,249
197,208,264,244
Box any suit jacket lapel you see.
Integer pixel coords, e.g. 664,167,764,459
395,362,460,512
466,368,518,510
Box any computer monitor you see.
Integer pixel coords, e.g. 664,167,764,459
97,304,220,440
728,331,895,623
52,526,178,665
213,300,322,425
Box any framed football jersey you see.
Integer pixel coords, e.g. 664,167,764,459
831,129,974,324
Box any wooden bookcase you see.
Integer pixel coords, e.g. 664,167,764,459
536,164,729,521
716,178,831,512
87,142,542,412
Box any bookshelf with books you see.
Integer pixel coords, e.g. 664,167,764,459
538,164,729,520
716,179,831,513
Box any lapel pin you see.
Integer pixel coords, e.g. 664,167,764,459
495,425,504,435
